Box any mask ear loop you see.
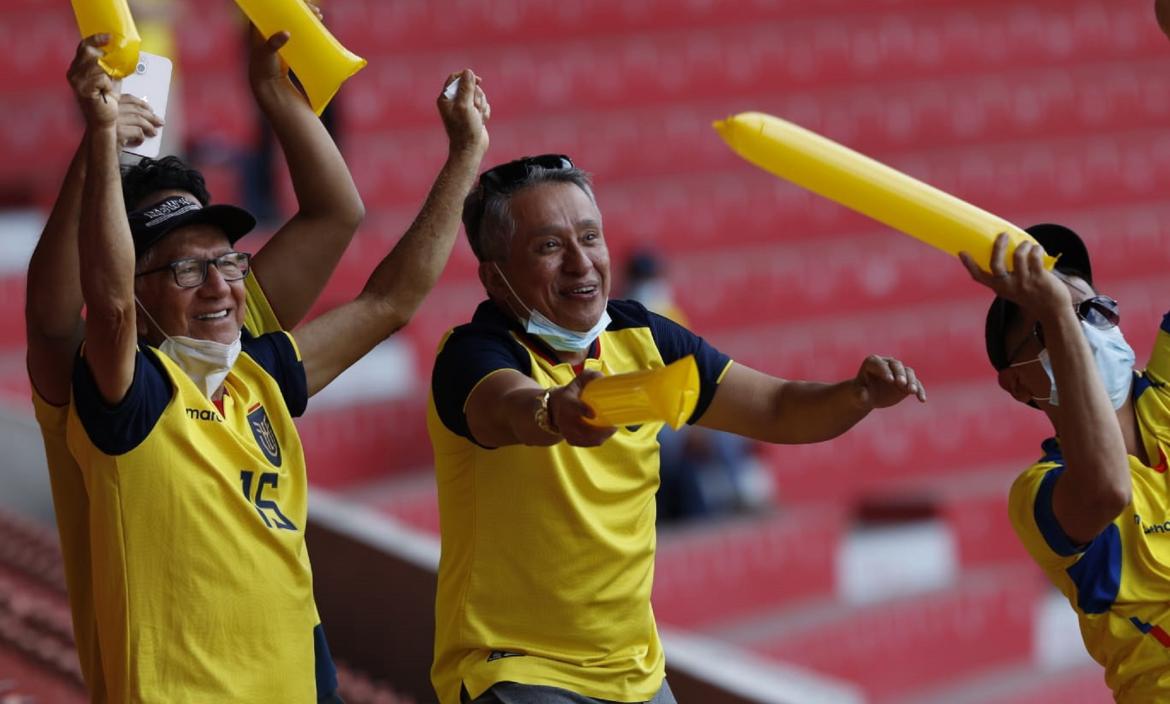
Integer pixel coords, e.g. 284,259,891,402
491,262,535,324
133,295,174,345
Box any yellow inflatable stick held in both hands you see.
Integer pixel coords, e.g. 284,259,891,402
713,112,1054,271
234,0,367,115
581,356,700,430
71,0,141,78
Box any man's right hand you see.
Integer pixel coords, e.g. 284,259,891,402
960,232,1072,323
438,69,490,159
548,370,619,447
67,35,119,129
116,95,164,149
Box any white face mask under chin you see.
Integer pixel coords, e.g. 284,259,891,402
492,263,610,353
135,297,242,399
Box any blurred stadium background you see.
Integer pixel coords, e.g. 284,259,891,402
1,0,1165,701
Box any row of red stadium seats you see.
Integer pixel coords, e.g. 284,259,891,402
339,0,1161,131
342,58,1170,191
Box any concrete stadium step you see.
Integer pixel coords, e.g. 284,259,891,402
898,662,1111,704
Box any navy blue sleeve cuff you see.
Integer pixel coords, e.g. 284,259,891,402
432,329,529,443
644,310,731,425
1034,467,1088,557
242,332,308,418
72,345,173,456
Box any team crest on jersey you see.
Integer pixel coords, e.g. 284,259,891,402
247,403,282,467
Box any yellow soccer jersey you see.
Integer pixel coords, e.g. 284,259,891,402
30,273,284,702
1009,313,1170,702
427,299,732,704
66,331,317,703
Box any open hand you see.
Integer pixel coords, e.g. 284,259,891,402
853,355,926,409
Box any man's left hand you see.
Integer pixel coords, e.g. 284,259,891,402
853,354,927,409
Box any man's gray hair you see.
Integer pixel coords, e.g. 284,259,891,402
462,164,597,263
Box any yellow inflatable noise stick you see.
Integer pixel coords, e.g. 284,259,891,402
713,112,1054,271
581,356,700,430
234,0,367,116
70,0,141,79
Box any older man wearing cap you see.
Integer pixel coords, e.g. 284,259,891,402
29,31,367,702
962,226,1170,701
63,33,490,703
427,155,927,704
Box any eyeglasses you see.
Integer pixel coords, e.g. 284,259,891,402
135,251,251,289
479,154,574,192
1006,294,1120,365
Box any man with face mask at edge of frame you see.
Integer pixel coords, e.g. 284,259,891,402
963,225,1170,702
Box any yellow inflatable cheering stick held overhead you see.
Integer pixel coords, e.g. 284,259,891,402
714,112,1054,272
234,0,367,115
71,0,141,78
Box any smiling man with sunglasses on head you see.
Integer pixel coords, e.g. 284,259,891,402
963,224,1170,701
427,154,927,704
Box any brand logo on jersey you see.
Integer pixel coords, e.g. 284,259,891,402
247,403,282,467
185,408,221,422
486,650,525,662
1135,514,1170,535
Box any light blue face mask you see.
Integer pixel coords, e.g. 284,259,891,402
493,264,610,352
1013,320,1135,409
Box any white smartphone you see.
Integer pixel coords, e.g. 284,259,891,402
115,51,173,159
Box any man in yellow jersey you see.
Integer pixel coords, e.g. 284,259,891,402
963,228,1170,702
28,30,364,702
427,155,927,704
46,30,485,702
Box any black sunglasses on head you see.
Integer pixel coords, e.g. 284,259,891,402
1007,294,1121,365
479,154,574,192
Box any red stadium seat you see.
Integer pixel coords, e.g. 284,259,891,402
652,506,847,628
734,565,1045,703
297,396,433,488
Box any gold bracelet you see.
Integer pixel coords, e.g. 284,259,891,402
534,388,559,435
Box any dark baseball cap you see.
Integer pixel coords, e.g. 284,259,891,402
984,223,1094,371
128,195,255,259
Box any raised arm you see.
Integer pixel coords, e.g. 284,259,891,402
73,42,138,405
697,357,925,444
962,233,1130,545
26,37,161,405
294,70,488,396
244,22,365,328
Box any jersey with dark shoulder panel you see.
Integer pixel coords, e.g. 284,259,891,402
427,298,733,704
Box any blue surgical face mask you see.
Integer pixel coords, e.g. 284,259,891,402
1012,320,1135,409
492,264,610,352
